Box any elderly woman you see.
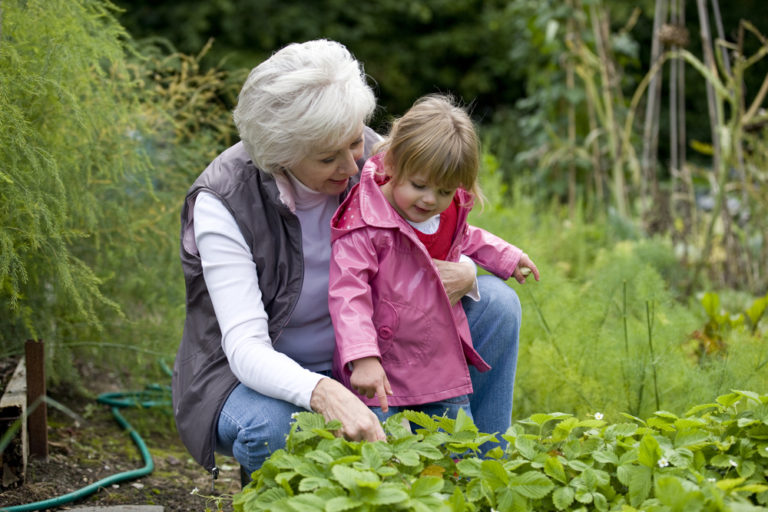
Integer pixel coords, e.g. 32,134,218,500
172,39,522,482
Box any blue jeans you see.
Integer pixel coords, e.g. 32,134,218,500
369,394,473,425
217,275,521,473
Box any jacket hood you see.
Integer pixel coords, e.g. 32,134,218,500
331,153,474,242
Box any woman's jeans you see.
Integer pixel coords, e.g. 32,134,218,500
217,275,522,474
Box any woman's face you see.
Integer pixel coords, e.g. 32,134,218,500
289,126,365,195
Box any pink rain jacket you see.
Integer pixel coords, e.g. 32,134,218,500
329,155,523,406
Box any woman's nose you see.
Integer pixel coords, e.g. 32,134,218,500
339,150,359,176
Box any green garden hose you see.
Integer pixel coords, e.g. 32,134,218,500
0,386,170,512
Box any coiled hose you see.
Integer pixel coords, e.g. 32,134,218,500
1,385,170,512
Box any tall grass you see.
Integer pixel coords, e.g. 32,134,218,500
472,154,768,422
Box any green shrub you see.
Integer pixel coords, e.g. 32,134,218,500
235,390,768,511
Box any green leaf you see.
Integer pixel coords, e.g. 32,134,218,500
454,407,477,433
591,450,618,465
700,292,720,319
733,389,763,405
305,450,333,466
377,465,399,477
684,402,721,416
515,437,538,460
410,476,444,497
395,449,421,467
553,486,574,510
716,392,742,408
592,491,608,511
298,476,332,492
637,434,661,467
745,295,767,329
294,412,327,431
482,459,510,488
544,456,567,483
285,493,326,511
413,443,443,460
331,465,380,490
674,429,710,449
606,423,639,439
508,471,554,499
454,457,481,478
368,483,410,505
449,487,467,512
574,489,594,504
360,442,383,469
716,477,747,491
325,496,362,512
626,465,652,507
403,410,438,431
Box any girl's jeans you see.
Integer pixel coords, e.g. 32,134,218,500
216,275,521,474
369,393,473,425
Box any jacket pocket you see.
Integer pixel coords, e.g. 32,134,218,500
374,299,433,365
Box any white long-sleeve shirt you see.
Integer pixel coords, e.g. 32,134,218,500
193,173,338,410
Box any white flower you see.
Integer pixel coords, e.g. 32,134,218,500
594,412,604,420
190,487,199,495
729,459,738,467
291,412,300,419
657,458,669,468
707,478,716,483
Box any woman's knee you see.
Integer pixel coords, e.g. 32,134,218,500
474,275,522,323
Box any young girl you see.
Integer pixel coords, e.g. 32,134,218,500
328,95,539,423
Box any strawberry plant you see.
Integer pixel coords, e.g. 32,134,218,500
235,390,768,511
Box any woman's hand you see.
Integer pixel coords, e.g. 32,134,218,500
433,259,475,306
513,253,540,284
310,377,387,442
349,357,393,412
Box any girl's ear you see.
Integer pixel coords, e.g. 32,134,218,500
381,151,396,178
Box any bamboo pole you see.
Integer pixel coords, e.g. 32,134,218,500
641,0,668,225
590,4,627,217
566,0,577,214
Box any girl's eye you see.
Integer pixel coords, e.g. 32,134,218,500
321,157,335,164
410,182,425,190
439,189,455,197
350,138,363,149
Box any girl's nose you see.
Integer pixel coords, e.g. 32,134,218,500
422,189,436,205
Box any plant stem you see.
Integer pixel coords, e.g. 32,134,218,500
524,287,567,364
646,301,661,411
621,281,632,412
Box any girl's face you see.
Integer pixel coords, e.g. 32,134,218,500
289,126,365,195
381,169,457,223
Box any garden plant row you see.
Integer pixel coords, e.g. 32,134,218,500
234,390,768,511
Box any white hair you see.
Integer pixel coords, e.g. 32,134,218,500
233,39,376,174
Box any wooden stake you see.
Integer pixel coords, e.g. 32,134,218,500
25,339,47,459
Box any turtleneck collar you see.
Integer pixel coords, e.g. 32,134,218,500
283,169,338,211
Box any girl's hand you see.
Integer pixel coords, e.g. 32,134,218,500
349,357,393,412
433,259,475,306
310,378,387,442
513,253,540,284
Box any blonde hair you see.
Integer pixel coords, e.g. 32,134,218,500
233,40,376,174
381,94,483,200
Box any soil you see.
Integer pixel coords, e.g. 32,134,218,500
0,362,242,512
